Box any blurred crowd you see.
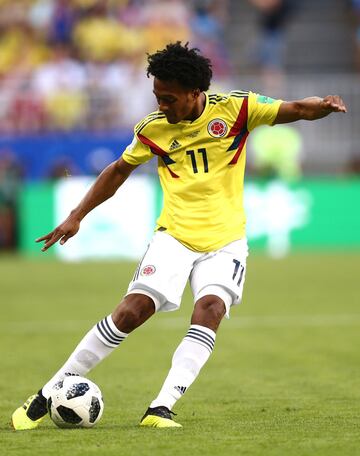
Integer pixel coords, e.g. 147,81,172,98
0,0,230,133
352,0,360,71
1,0,359,135
248,0,293,70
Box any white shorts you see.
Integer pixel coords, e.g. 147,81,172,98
126,231,248,317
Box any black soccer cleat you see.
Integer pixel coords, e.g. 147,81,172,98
140,406,182,428
11,390,48,430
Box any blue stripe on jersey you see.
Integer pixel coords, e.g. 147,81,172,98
227,126,248,151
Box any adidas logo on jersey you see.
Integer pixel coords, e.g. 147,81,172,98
174,386,187,395
169,139,181,151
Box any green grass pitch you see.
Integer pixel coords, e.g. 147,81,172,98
0,252,359,455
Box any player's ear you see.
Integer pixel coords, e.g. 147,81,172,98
192,89,201,99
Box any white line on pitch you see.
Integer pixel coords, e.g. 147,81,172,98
1,314,360,333
156,314,360,329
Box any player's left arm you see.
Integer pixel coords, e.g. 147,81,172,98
274,95,347,124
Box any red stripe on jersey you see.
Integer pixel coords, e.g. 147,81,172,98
166,167,180,178
227,98,249,165
137,133,167,156
228,131,249,165
227,98,248,137
137,133,180,178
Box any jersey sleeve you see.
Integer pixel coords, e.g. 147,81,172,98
121,133,153,166
247,91,283,131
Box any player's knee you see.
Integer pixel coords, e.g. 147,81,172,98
192,296,226,331
112,294,155,333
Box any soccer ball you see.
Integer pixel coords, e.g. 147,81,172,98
47,375,104,428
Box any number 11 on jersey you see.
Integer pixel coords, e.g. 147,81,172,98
186,148,208,173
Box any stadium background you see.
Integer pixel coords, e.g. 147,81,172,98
1,1,359,455
0,0,360,258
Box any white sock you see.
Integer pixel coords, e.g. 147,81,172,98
150,324,216,410
42,315,128,399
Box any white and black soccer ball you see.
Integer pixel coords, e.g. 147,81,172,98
47,375,104,428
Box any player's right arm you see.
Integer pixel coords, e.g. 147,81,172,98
36,157,137,251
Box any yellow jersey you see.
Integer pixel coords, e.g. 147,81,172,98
122,91,282,252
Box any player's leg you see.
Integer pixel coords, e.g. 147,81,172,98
12,231,196,430
141,238,248,428
41,293,156,396
140,294,226,428
11,293,155,430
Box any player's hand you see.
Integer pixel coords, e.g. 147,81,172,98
321,95,347,113
36,217,81,252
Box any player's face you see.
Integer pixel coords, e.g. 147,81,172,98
153,78,201,124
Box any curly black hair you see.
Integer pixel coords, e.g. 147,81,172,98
147,42,213,92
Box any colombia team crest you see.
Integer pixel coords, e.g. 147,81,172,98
207,118,228,138
140,265,156,276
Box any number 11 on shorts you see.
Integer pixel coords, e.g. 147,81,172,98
232,259,244,287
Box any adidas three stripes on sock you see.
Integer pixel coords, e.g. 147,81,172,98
42,315,127,398
150,324,216,410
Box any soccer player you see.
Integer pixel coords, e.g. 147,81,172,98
12,42,347,429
